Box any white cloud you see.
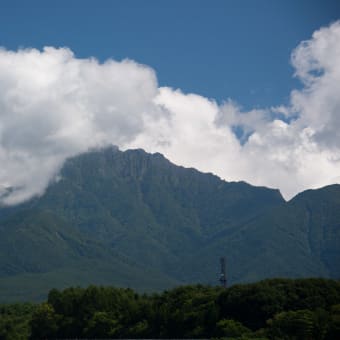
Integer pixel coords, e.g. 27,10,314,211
0,21,340,205
130,20,340,199
0,47,162,204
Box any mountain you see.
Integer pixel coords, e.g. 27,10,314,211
190,184,340,285
0,146,339,302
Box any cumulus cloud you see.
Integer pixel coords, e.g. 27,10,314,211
129,20,340,199
0,47,161,204
0,21,340,205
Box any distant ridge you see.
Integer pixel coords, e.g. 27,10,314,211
0,146,339,302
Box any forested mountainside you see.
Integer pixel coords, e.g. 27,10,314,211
0,146,339,302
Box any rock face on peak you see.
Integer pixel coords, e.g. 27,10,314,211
0,147,339,302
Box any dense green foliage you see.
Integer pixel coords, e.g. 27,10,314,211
0,303,36,339
0,147,339,302
2,278,339,339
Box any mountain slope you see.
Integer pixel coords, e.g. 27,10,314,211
287,185,340,278
190,184,340,284
0,146,339,302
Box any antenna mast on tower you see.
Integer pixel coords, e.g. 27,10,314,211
219,257,227,288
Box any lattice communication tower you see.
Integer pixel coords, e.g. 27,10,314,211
219,257,227,288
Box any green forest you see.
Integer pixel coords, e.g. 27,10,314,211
1,278,340,339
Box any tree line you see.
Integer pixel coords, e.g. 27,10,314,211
1,278,340,339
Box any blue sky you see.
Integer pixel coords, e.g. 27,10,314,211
1,0,339,109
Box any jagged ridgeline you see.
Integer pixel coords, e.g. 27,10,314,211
0,146,339,302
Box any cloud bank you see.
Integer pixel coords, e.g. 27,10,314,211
0,21,340,205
